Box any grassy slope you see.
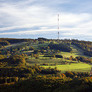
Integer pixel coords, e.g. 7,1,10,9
42,62,91,72
26,43,90,64
60,44,90,58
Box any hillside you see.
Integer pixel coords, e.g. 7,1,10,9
0,38,92,92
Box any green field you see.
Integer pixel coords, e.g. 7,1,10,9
41,62,91,72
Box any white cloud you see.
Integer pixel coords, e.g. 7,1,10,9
0,0,92,40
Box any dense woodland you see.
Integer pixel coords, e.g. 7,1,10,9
0,38,92,92
48,42,72,52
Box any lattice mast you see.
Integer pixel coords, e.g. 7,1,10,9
58,14,60,40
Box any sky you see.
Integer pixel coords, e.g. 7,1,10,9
0,0,92,41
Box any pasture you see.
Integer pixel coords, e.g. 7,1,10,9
41,62,92,72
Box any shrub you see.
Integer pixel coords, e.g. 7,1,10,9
55,55,63,58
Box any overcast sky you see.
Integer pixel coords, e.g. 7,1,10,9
0,0,92,41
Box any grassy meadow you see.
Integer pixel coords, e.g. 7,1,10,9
41,62,91,72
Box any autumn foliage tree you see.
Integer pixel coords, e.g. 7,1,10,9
9,55,26,65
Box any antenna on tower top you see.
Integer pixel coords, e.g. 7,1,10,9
58,14,60,41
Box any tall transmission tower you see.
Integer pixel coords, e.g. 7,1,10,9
58,14,60,40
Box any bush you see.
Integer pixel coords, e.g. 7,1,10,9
65,71,74,78
0,55,5,60
55,55,63,58
40,68,60,74
29,46,34,50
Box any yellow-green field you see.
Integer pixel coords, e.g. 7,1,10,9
42,62,91,72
